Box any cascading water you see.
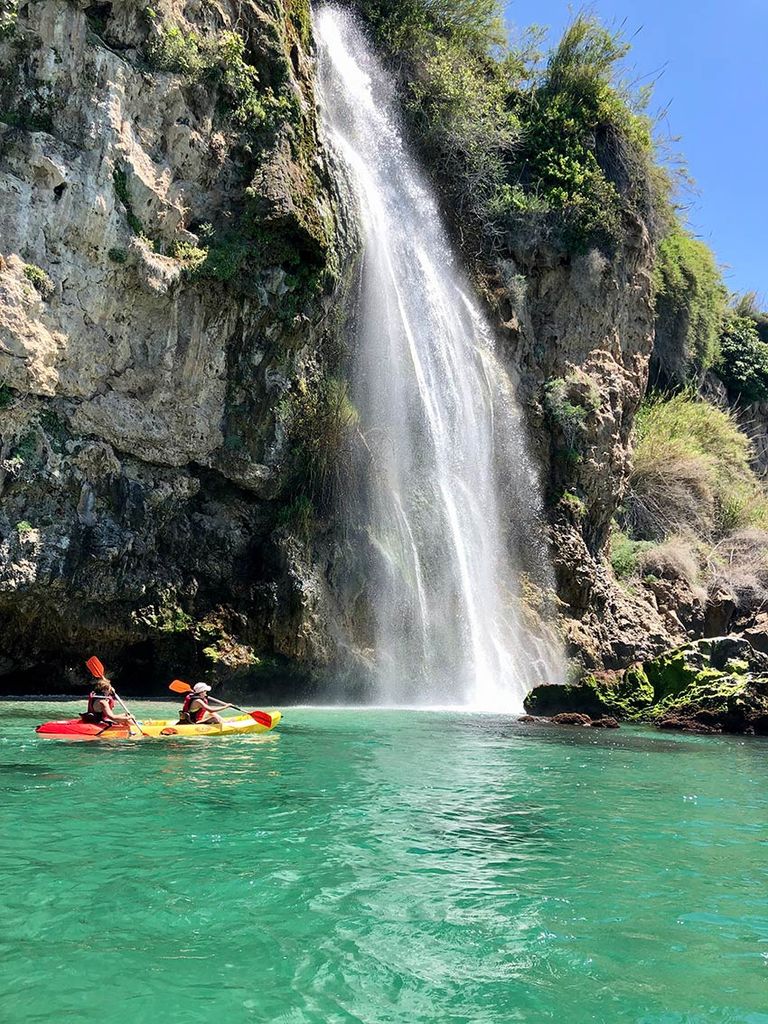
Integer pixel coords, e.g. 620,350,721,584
315,6,562,710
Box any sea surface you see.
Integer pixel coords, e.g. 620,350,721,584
1,702,767,1023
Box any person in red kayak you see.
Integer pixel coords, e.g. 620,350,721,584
81,679,131,728
178,682,235,726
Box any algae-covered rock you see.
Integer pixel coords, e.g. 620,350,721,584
527,635,768,734
524,666,654,719
637,636,768,733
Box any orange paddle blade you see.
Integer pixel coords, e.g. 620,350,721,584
86,656,105,678
250,711,274,728
169,679,192,694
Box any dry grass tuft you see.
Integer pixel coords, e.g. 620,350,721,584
624,393,768,541
637,535,700,585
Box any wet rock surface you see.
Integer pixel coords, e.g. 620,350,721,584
526,635,768,734
0,0,360,693
519,712,620,728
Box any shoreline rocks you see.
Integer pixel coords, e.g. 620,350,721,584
519,712,620,729
525,635,768,735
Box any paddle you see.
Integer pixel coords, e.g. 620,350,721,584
86,656,147,737
169,680,273,728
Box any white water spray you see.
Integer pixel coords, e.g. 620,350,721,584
315,6,562,710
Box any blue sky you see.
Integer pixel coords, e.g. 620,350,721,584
504,0,767,301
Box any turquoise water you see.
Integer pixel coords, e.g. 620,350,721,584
1,702,767,1023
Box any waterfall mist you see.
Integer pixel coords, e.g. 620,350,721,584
315,6,562,710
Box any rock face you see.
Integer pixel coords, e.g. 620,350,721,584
0,0,359,692
481,223,675,670
526,636,768,734
0,2,739,697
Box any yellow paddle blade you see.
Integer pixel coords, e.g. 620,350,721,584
169,679,191,694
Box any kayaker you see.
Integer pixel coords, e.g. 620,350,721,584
80,679,131,728
178,682,235,725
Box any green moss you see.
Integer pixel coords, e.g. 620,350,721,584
725,658,750,675
560,491,586,520
11,429,39,464
132,599,194,634
649,671,748,722
38,408,70,454
525,665,655,720
279,375,359,510
609,528,655,580
23,263,54,298
112,167,145,236
0,0,18,39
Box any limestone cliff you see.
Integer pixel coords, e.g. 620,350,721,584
481,222,675,671
0,0,358,692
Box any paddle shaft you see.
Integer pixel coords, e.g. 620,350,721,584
112,692,145,737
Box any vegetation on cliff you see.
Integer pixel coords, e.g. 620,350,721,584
650,230,727,388
624,393,767,542
354,0,666,255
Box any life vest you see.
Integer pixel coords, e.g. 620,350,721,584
81,691,115,724
180,692,207,724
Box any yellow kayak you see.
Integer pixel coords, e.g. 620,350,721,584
36,710,281,740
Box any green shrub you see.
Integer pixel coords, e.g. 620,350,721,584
15,520,33,536
717,314,768,403
625,393,768,540
0,0,18,39
146,23,289,138
405,34,520,225
168,239,208,271
107,247,128,264
23,263,54,298
609,527,655,579
0,384,14,409
544,372,600,458
652,229,727,387
112,168,145,235
509,16,656,253
358,2,664,255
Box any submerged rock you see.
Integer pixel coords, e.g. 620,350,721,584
518,712,620,728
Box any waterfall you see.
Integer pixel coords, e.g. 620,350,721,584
315,6,562,711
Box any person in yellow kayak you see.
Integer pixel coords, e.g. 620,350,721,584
178,682,235,726
81,679,131,728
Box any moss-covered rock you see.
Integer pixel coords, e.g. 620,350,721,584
524,665,654,719
527,636,768,734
